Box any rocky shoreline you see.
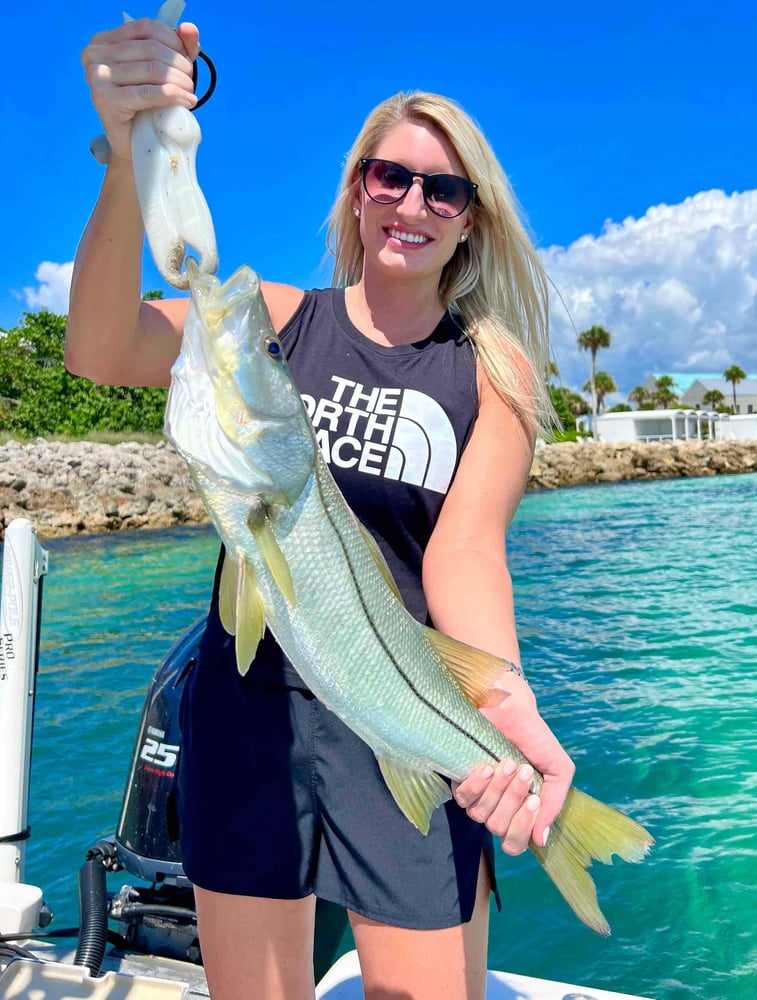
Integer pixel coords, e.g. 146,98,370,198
1,437,756,541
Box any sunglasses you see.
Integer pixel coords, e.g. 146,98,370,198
360,158,477,219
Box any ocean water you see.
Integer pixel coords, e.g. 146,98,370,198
3,472,756,1000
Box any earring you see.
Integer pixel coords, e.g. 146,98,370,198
459,233,468,243
353,207,361,217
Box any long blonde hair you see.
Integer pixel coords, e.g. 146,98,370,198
326,91,552,437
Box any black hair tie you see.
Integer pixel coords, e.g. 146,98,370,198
192,50,217,110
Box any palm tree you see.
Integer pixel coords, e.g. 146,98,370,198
723,365,747,413
653,375,678,410
628,386,649,410
583,371,617,414
568,393,590,418
577,325,612,436
702,389,725,410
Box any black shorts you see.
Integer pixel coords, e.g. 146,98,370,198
176,613,501,930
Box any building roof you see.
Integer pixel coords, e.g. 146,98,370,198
642,373,721,394
644,373,757,396
682,376,757,395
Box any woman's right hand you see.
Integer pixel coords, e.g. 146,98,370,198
81,18,200,162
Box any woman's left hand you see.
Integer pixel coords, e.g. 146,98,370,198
452,691,575,855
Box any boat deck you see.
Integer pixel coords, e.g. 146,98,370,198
0,944,655,999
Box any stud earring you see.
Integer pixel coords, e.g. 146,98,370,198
353,207,361,217
459,233,468,242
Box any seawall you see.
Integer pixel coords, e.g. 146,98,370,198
1,437,756,540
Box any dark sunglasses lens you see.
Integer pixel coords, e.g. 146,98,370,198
363,160,411,203
424,175,473,217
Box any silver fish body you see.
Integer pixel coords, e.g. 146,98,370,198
165,262,653,935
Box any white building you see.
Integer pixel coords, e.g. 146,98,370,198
642,372,757,414
594,409,757,443
681,377,757,414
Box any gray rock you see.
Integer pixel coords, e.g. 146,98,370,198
1,437,756,540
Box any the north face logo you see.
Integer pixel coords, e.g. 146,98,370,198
302,376,458,494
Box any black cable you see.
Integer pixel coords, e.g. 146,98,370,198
191,51,217,110
0,942,39,961
0,928,78,942
0,929,127,950
118,903,196,921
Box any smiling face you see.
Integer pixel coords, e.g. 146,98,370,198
354,119,475,289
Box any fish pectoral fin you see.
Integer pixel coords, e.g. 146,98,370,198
423,627,514,707
218,552,266,672
251,516,296,607
530,787,655,936
376,756,451,835
358,524,404,604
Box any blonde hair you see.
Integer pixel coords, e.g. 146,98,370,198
326,91,553,438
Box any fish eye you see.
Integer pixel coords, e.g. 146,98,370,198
265,337,283,360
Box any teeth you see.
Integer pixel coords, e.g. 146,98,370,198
388,228,429,244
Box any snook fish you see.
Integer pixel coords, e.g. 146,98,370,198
164,261,653,936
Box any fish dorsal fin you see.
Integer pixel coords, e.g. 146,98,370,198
234,556,267,676
358,523,404,604
250,515,295,606
424,627,512,707
376,756,451,834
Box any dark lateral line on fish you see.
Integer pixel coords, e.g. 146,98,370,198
314,465,499,764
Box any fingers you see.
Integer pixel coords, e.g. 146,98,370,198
453,759,540,855
478,695,576,849
87,17,193,58
531,751,575,848
84,36,195,95
176,22,201,62
81,18,199,161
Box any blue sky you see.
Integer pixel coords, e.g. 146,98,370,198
3,0,755,394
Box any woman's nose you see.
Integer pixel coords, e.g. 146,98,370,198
396,177,427,216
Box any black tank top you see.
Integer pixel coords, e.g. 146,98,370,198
209,287,479,686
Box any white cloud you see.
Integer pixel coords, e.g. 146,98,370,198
22,261,74,315
543,189,757,397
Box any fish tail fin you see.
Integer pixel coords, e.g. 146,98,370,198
530,787,654,936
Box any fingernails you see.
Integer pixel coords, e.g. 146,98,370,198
500,758,517,776
542,825,551,847
480,765,494,779
527,794,541,813
518,764,534,782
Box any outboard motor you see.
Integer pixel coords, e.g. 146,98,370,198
90,614,348,976
115,618,204,884
106,617,205,964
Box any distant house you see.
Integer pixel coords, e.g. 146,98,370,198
642,372,757,414
594,409,757,443
681,377,757,414
596,409,723,443
642,372,720,399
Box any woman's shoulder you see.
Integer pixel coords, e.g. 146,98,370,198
260,283,343,335
260,281,306,333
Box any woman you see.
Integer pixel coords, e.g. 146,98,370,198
69,16,575,1000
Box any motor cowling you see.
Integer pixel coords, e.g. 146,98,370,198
114,617,205,884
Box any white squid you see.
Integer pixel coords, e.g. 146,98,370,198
91,0,218,288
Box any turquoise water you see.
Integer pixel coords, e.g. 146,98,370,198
4,473,756,1000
